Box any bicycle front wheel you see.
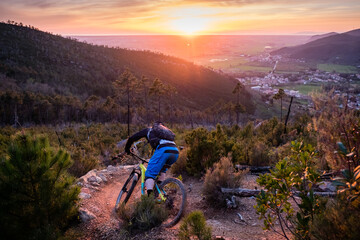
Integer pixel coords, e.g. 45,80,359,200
159,177,187,228
115,172,139,210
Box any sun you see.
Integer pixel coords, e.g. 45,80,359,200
170,17,208,35
165,6,215,35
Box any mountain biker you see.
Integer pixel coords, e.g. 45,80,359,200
125,122,179,196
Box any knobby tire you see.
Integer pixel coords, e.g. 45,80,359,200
159,177,187,228
115,172,139,210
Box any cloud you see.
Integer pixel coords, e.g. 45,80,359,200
0,0,359,34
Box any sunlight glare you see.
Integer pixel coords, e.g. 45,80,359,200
171,17,209,35
165,6,216,35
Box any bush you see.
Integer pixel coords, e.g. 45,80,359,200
0,134,80,239
255,141,323,240
117,195,167,233
248,141,271,166
178,210,212,240
68,147,98,177
171,147,188,175
310,196,360,240
185,127,220,176
203,157,247,207
185,125,234,177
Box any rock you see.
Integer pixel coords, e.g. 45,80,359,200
319,181,337,192
107,165,117,172
124,165,136,170
97,173,108,183
89,181,100,187
79,169,97,184
84,183,100,191
77,182,84,187
88,176,102,184
79,208,96,222
79,192,91,199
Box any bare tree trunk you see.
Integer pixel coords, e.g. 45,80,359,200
127,79,130,137
280,97,283,122
190,110,194,129
284,97,294,134
158,95,161,121
236,91,240,125
145,88,148,125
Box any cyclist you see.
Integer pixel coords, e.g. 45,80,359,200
125,122,179,196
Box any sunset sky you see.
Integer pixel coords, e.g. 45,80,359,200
1,0,359,35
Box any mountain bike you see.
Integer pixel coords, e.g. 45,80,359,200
114,151,187,228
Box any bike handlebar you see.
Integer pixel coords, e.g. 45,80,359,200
129,151,149,163
111,151,149,164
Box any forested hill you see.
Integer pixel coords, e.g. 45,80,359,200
0,22,255,125
272,28,360,65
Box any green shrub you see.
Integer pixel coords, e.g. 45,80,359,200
68,147,98,177
185,125,234,177
171,147,188,175
248,140,271,166
0,134,80,240
310,196,360,240
178,210,212,240
255,141,323,240
185,127,220,176
117,195,167,233
203,157,247,207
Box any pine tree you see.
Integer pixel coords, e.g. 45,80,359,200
232,82,245,125
138,75,150,124
149,78,166,121
273,88,286,122
113,69,138,136
0,134,80,239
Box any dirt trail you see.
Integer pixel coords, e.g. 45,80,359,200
78,167,282,240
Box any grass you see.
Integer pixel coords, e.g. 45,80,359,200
235,65,272,72
275,83,322,95
317,64,359,73
202,58,247,69
276,62,309,73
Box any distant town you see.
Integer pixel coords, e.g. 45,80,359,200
228,55,360,109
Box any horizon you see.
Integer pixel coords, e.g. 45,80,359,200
1,0,359,36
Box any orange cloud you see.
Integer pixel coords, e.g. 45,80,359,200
0,0,359,35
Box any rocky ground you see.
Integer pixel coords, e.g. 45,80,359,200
73,165,284,240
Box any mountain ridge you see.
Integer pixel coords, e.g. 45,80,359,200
0,22,262,125
272,28,360,65
0,22,253,110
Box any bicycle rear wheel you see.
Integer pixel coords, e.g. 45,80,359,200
159,177,187,228
115,172,139,210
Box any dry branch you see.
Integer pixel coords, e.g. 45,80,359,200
221,188,336,197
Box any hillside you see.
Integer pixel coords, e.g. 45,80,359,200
0,22,259,125
308,32,338,42
272,28,360,65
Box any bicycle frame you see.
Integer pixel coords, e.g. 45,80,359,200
131,153,166,201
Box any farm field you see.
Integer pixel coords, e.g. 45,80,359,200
317,64,359,73
276,83,322,95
